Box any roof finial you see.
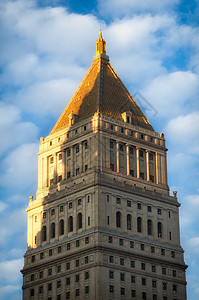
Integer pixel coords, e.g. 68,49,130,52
96,29,106,55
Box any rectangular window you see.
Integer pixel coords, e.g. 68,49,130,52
152,280,157,288
130,241,134,248
66,277,70,285
59,205,63,212
119,239,123,246
121,287,125,295
109,271,114,279
163,282,167,290
84,125,87,131
48,268,52,276
67,149,70,157
121,127,124,133
58,176,62,183
57,295,61,300
85,256,89,264
120,258,124,265
139,150,144,157
130,169,134,177
67,171,71,179
127,200,131,207
57,280,61,288
75,288,79,296
43,212,46,218
173,284,177,292
110,140,114,149
141,263,145,270
66,292,70,299
140,172,144,180
85,237,89,244
66,262,70,270
49,249,52,256
142,278,146,286
85,164,88,172
142,292,146,300
141,244,145,251
162,267,166,275
161,248,165,256
152,265,156,273
137,203,142,209
119,144,124,151
173,270,177,277
109,256,113,263
85,286,89,294
31,274,34,281
76,274,79,282
88,216,90,226
148,205,152,212
157,208,162,215
109,285,114,293
51,209,55,216
57,265,61,273
68,202,72,209
58,246,61,253
39,286,43,294
85,271,89,280
131,130,134,136
151,246,155,253
131,275,135,283
48,283,52,291
50,156,54,164
30,289,34,296
110,124,114,130
76,240,80,247
130,147,134,154
40,252,44,259
131,260,135,268
109,236,112,243
76,145,79,153
67,243,70,250
78,198,81,205
116,197,121,204
76,168,79,175
107,194,110,202
150,174,154,182
132,290,136,297
39,271,43,279
76,259,79,267
149,153,153,160
107,216,109,225
110,163,114,171
120,273,125,281
171,251,175,258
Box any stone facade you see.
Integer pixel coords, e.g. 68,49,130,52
21,33,187,300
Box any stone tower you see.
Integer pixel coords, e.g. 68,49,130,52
21,32,187,300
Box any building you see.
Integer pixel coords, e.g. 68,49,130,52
21,31,187,300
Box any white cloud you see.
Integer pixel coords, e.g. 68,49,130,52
0,201,8,213
0,258,23,284
0,103,39,156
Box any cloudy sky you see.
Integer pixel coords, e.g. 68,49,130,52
0,0,199,299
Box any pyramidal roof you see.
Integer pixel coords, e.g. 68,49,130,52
51,31,153,134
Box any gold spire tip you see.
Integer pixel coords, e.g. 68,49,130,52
96,29,106,55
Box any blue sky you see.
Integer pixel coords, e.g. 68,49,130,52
0,0,199,299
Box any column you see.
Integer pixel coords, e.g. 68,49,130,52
80,142,83,172
146,150,150,181
116,141,120,172
71,146,74,176
136,147,140,178
106,137,110,168
155,152,160,184
126,144,130,175
62,149,66,180
53,153,57,184
161,153,166,185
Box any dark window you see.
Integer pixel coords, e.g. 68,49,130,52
173,270,177,277
48,268,52,276
31,274,34,281
139,150,144,157
161,248,165,256
30,289,34,296
66,262,70,270
148,205,152,212
76,145,79,153
39,271,43,279
57,265,61,273
157,208,162,215
50,222,55,239
51,209,55,216
140,134,144,139
85,237,89,244
152,265,156,273
147,219,152,235
121,287,125,295
119,238,123,246
141,244,145,251
130,147,134,154
66,292,70,299
163,282,167,290
85,286,89,294
50,156,54,164
109,271,114,279
49,249,52,256
132,290,136,297
158,222,162,238
57,280,61,288
39,286,43,294
142,292,146,299
84,125,87,131
119,144,124,151
58,175,62,182
58,246,61,253
75,129,78,134
152,280,157,288
57,295,61,300
48,283,52,291
141,263,145,270
75,288,79,296
137,203,141,209
69,202,72,209
85,164,88,172
171,251,175,258
121,127,124,133
131,260,135,268
78,198,81,205
42,226,47,242
60,205,63,212
127,116,130,123
142,278,146,286
150,175,154,182
110,124,114,130
109,236,113,243
107,216,109,225
173,284,177,292
109,256,113,263
76,259,79,267
131,275,135,283
137,217,142,233
67,171,71,179
110,285,114,293
130,169,134,177
77,213,82,229
40,252,44,259
85,256,89,264
67,243,70,250
149,153,153,160
67,149,70,157
43,212,46,218
131,130,134,136
66,277,70,285
169,231,172,240
107,194,110,202
130,241,134,248
120,258,124,265
116,197,121,204
68,216,73,232
140,172,144,180
116,211,121,227
85,271,89,280
110,140,114,149
76,240,79,247
127,200,131,207
110,163,114,171
151,246,155,253
162,267,166,275
120,273,125,281
76,274,79,282
76,168,79,175
59,219,64,236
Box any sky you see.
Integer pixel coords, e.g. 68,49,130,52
0,0,199,299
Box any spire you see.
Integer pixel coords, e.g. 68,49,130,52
96,29,106,55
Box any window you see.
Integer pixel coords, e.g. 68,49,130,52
142,278,146,286
59,219,64,235
173,284,177,293
49,249,52,256
85,164,88,172
132,290,136,297
67,149,71,157
131,130,134,136
169,231,172,240
148,205,152,212
60,205,63,212
69,202,72,209
78,198,82,206
152,265,156,273
151,246,155,253
34,215,37,223
127,200,131,207
110,140,114,149
158,222,162,238
67,171,71,179
140,172,144,180
85,271,89,280
76,240,79,247
119,238,123,246
157,208,162,215
131,275,135,283
173,270,177,277
142,292,146,300
130,169,134,177
107,216,109,225
50,223,55,239
127,214,132,230
140,134,144,139
109,271,114,279
48,283,52,291
66,292,70,299
76,168,79,175
75,288,79,296
30,289,34,297
85,286,89,294
162,282,167,290
137,202,141,209
116,197,121,204
110,163,114,171
50,156,54,164
120,273,125,281
51,209,55,216
121,127,124,133
77,213,82,229
39,286,43,294
57,295,61,300
137,217,142,233
85,256,89,264
76,145,79,153
109,236,113,243
141,244,145,251
110,124,114,130
130,147,134,154
66,262,70,270
147,219,152,235
168,210,171,218
130,241,134,248
48,268,52,276
120,258,124,265
127,116,130,123
161,248,165,256
58,246,62,253
85,237,89,244
162,267,166,275
152,280,157,288
116,211,121,227
109,256,113,263
171,251,175,258
149,175,154,182
107,194,110,202
40,252,44,259
39,271,43,279
119,144,124,151
42,226,47,242
31,274,34,281
131,260,135,268
67,243,70,250
76,259,79,267
121,287,125,295
149,153,153,160
43,212,46,218
57,280,61,288
139,150,144,157
84,125,87,131
110,285,114,293
66,277,70,285
141,263,145,270
57,265,61,273
68,216,73,232
76,274,79,282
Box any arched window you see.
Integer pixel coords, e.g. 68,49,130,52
137,217,142,233
127,214,131,230
77,213,82,229
50,222,55,239
42,226,46,241
147,219,152,235
158,222,162,238
116,211,121,228
68,216,73,232
59,219,64,236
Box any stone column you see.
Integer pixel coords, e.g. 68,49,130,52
62,149,66,180
53,153,57,184
155,152,160,184
146,150,150,181
71,146,74,176
106,137,110,168
126,144,130,175
116,141,120,172
136,147,140,178
161,153,166,185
